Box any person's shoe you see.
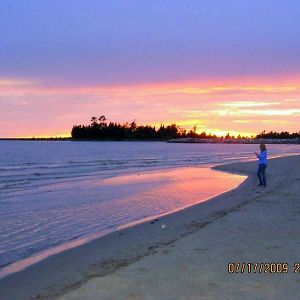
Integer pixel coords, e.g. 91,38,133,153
257,183,263,186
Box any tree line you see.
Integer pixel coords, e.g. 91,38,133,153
256,130,300,139
71,116,300,140
71,115,219,140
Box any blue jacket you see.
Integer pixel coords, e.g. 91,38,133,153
259,150,267,165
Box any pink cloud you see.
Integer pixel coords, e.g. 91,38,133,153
1,77,300,137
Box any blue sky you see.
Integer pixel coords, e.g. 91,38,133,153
1,0,300,86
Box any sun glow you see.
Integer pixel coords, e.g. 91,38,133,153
196,128,255,138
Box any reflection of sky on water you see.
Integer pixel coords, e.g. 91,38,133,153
0,166,245,275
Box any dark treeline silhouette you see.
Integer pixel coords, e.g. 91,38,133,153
256,130,300,139
71,116,300,141
71,115,221,140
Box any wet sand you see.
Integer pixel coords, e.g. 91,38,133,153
1,155,300,299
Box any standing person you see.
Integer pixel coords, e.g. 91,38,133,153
255,144,268,187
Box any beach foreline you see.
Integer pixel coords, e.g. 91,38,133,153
0,154,299,300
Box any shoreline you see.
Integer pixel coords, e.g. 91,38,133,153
1,155,299,299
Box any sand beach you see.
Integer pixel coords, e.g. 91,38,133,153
1,155,300,299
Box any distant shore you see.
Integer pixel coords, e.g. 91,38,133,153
0,137,72,141
1,137,300,144
168,137,300,144
1,155,300,299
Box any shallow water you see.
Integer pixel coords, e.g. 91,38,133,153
0,141,300,273
1,141,299,196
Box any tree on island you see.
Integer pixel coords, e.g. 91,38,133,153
71,116,184,140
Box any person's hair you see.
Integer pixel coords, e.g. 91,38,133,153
260,143,266,151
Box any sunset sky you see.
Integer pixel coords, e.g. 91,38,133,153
1,1,300,138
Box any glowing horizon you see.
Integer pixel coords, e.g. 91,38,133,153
1,76,300,138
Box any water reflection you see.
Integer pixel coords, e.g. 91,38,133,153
0,166,245,277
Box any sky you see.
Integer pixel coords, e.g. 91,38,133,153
1,0,300,138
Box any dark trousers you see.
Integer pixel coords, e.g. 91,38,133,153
257,164,267,186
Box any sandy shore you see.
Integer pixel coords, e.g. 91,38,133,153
1,155,300,299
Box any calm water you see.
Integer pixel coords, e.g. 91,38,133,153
1,141,300,196
1,141,300,274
